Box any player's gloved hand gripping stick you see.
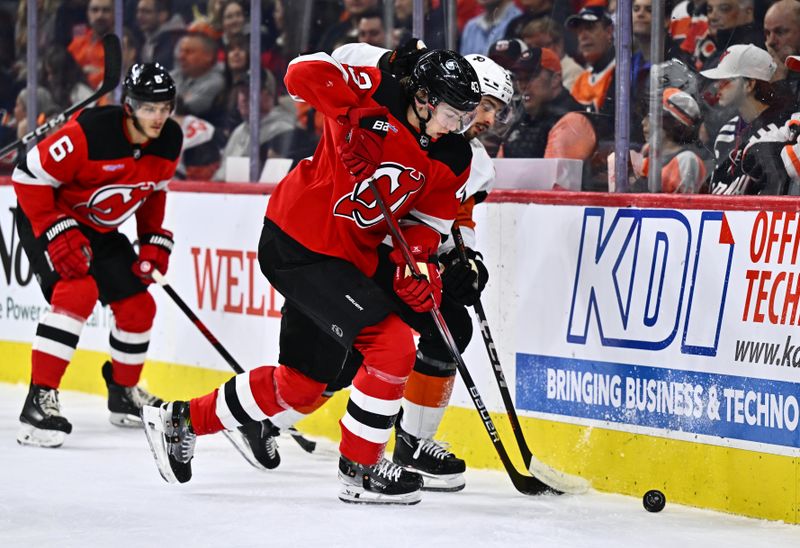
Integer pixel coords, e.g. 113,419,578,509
450,226,590,495
147,268,318,456
362,176,576,496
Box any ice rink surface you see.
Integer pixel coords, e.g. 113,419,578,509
0,383,797,548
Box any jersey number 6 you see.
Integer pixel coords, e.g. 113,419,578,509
49,135,75,162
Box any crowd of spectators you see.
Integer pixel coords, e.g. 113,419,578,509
0,0,799,194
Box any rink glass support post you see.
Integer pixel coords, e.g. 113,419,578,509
647,0,665,193
25,0,38,149
248,0,262,183
614,0,633,192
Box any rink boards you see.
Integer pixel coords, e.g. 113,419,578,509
0,181,798,523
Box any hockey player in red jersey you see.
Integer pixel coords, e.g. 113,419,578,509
12,63,183,448
239,43,513,492
142,49,481,505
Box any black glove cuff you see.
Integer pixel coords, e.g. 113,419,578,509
44,217,80,243
140,232,174,254
358,116,390,137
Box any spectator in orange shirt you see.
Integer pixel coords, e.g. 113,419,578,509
632,88,706,193
68,0,114,89
566,5,615,114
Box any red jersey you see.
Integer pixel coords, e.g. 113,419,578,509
267,53,473,276
12,106,183,237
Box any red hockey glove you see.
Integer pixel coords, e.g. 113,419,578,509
439,247,489,307
390,246,442,313
133,229,174,284
44,217,92,279
338,106,390,180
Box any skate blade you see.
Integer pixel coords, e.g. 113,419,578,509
141,406,181,484
16,423,66,448
419,472,465,492
337,478,422,505
222,429,271,472
109,412,143,428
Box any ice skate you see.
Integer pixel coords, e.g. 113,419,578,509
222,419,281,471
17,384,73,448
102,361,163,427
141,401,195,484
393,423,466,492
338,456,423,505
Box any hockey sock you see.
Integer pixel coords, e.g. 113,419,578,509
189,365,326,436
109,292,155,386
31,278,98,388
340,315,415,464
400,353,457,439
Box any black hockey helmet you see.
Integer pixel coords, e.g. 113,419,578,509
123,63,176,104
410,50,481,112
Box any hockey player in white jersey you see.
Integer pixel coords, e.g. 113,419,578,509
231,41,514,492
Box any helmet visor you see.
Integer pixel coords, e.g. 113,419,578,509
478,97,515,125
428,102,478,134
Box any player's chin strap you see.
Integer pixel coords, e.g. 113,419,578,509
412,95,432,147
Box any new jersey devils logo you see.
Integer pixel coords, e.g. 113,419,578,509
73,182,156,227
333,163,425,228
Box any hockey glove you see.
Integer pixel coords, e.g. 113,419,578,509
44,217,92,279
439,247,489,307
338,106,390,180
380,38,428,79
133,229,174,284
390,247,442,313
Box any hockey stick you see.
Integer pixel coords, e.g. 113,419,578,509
451,226,590,494
0,34,122,160
149,269,317,455
363,176,558,496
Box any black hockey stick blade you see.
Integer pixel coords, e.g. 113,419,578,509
288,427,317,453
451,227,589,494
0,33,123,160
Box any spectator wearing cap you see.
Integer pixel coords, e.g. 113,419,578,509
735,53,800,195
701,44,792,194
567,6,616,115
461,0,523,56
500,47,582,158
631,88,706,193
171,32,226,123
136,0,186,72
518,17,583,92
764,0,800,110
692,0,764,72
214,70,312,181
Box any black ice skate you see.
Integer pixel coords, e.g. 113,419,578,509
338,456,423,505
222,419,281,471
17,384,73,448
393,423,466,492
102,361,163,427
141,401,195,484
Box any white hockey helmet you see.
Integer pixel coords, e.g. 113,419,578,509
464,54,514,105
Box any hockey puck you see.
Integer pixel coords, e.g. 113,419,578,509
643,490,666,513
